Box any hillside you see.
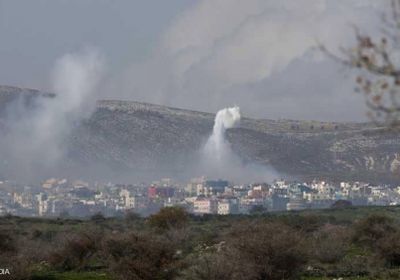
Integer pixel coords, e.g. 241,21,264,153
1,85,400,182
0,85,54,115
70,99,400,182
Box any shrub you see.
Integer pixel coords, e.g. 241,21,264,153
275,214,326,233
125,210,140,222
0,231,16,252
249,205,267,214
148,207,189,231
377,231,400,267
331,200,353,209
181,249,238,280
352,214,397,246
337,255,372,277
90,212,106,223
311,224,350,264
48,233,98,271
103,233,181,280
226,221,308,280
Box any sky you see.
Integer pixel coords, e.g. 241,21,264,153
0,0,195,88
0,0,390,122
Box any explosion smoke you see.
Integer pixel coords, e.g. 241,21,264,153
199,106,278,183
0,48,104,181
205,106,241,163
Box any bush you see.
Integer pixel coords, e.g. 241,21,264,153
249,205,267,214
377,231,400,267
311,224,350,264
181,248,238,280
353,214,397,246
125,210,140,222
148,207,189,231
226,221,308,280
0,231,16,252
48,233,98,271
90,212,106,223
279,214,324,233
337,255,372,277
331,200,353,209
103,232,181,280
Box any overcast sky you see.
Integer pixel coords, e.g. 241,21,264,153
0,0,195,88
0,0,390,121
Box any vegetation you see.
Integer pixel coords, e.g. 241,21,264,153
5,206,400,279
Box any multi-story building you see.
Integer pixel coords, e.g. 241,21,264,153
193,198,218,214
217,198,239,215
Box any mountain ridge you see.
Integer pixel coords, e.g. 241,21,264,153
0,85,399,183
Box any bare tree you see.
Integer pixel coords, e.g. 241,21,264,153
322,0,400,128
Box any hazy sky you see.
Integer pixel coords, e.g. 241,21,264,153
0,0,390,121
0,0,195,88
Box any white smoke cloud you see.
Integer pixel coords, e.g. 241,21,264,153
118,0,387,121
200,106,278,183
0,48,104,180
35,48,104,162
205,106,241,162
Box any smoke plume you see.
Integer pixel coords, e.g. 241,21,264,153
0,49,104,181
205,106,241,163
199,106,278,183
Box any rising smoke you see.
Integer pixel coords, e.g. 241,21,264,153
0,49,104,182
204,106,241,163
199,106,278,183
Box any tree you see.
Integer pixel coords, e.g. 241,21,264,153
352,214,397,246
148,206,189,231
226,222,308,280
103,233,181,280
322,0,400,128
90,212,106,223
125,210,140,222
249,205,268,214
0,231,16,252
331,199,353,209
49,233,98,271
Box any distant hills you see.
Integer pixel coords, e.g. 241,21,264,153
0,85,54,117
1,85,400,183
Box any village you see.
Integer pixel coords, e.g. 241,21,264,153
0,176,399,218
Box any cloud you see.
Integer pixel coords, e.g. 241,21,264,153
118,0,387,121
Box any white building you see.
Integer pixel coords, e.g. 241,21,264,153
36,193,48,216
193,198,218,214
217,199,239,215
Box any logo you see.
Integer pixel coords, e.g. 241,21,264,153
0,268,10,275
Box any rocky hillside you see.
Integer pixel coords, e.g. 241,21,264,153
1,86,400,183
0,85,54,116
70,99,400,183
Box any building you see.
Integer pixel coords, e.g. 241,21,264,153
217,198,239,215
36,193,48,216
287,197,308,211
193,198,218,214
